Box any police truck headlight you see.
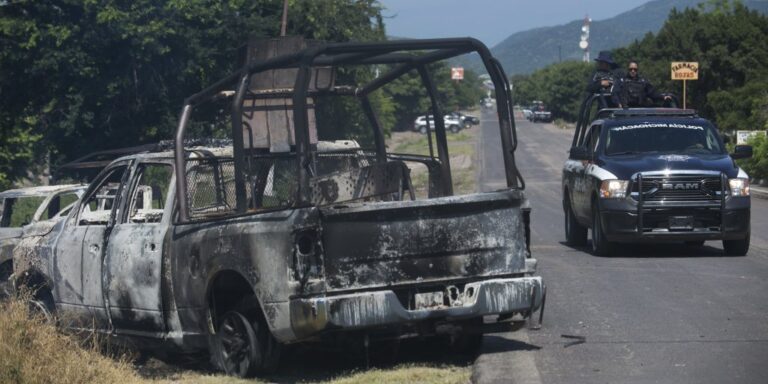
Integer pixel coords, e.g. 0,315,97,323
728,178,750,197
599,180,629,198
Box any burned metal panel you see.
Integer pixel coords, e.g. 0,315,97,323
0,229,21,264
169,207,320,342
11,219,63,295
105,222,167,334
289,276,543,337
319,190,529,291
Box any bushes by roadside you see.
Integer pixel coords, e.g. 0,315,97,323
735,134,768,181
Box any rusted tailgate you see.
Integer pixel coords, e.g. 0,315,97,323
319,190,528,291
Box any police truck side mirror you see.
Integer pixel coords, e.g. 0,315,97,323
569,146,591,161
730,145,753,160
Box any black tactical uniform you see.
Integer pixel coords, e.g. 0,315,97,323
619,74,664,107
587,51,622,107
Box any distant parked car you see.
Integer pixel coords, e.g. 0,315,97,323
522,108,533,120
414,114,464,134
528,101,552,123
450,112,480,127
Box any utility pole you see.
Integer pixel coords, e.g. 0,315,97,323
280,0,289,36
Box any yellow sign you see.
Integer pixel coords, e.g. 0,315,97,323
671,62,699,80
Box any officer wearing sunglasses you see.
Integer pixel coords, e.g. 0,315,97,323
619,61,672,107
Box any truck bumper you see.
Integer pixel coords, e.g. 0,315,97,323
289,275,544,339
599,197,750,242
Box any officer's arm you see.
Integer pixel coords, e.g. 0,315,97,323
646,81,663,101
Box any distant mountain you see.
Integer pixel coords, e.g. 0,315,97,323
461,0,768,75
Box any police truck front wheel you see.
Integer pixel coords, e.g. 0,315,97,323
723,229,750,256
564,196,588,246
591,204,614,256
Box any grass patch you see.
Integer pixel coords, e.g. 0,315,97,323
0,297,140,384
148,364,469,384
1,297,471,384
320,364,470,384
392,131,474,156
553,118,574,130
389,127,479,196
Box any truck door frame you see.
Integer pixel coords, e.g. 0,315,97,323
53,161,132,331
104,160,174,337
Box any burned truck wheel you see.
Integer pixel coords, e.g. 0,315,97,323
28,288,55,324
213,310,279,377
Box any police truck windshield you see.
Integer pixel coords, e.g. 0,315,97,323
605,122,724,156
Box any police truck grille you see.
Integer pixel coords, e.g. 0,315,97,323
631,174,723,202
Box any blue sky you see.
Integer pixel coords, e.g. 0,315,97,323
379,0,650,46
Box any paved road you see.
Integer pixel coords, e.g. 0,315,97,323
474,110,768,384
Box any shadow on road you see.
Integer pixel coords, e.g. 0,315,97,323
480,334,541,354
558,241,743,258
137,336,476,382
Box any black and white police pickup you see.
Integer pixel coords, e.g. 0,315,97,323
562,108,753,256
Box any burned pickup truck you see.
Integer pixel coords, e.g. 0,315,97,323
13,38,543,377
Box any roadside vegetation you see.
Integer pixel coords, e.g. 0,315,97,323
513,0,768,175
0,297,470,384
734,135,768,181
0,0,483,190
0,298,139,384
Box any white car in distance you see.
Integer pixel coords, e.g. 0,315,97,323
413,115,463,134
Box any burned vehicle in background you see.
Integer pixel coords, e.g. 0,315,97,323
0,185,86,296
13,38,543,378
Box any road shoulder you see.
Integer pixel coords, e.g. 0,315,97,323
472,330,543,384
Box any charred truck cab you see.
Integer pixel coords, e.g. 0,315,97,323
13,38,543,378
563,93,752,256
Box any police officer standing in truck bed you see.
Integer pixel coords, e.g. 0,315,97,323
587,51,623,107
619,60,672,107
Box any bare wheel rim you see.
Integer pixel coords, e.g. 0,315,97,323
219,313,254,375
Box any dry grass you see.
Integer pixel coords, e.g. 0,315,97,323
318,365,470,384
0,298,140,384
146,364,469,384
388,126,479,196
0,298,471,384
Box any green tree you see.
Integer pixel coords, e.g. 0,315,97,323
511,61,593,121
613,1,768,131
0,0,389,187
